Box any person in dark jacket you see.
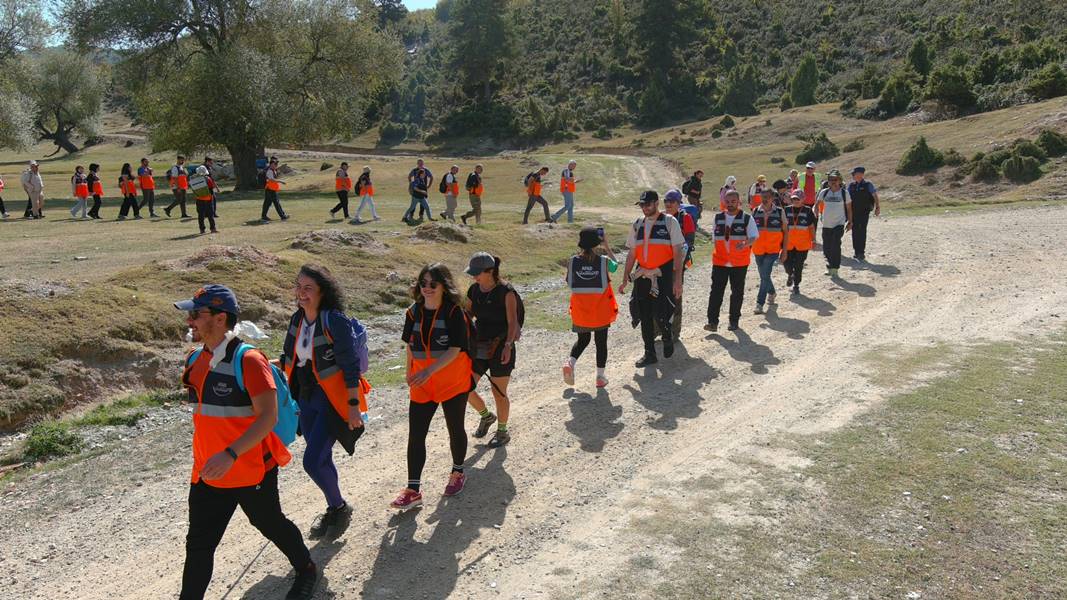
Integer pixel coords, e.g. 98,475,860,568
847,166,880,262
86,163,103,219
683,170,704,217
278,264,367,541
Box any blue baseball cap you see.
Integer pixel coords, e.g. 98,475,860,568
664,189,683,202
174,284,241,315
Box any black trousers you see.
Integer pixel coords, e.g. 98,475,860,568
88,194,102,218
118,194,140,218
24,196,32,217
166,189,189,216
822,225,845,269
0,195,5,214
197,201,216,232
635,263,675,356
180,468,310,600
707,265,747,326
851,209,871,258
571,329,608,368
522,195,549,223
407,392,468,483
138,189,155,213
212,194,218,218
331,190,349,217
262,189,286,219
784,250,809,287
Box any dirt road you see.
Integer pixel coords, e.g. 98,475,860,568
3,203,1066,599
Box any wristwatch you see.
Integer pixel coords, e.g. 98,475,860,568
224,447,238,460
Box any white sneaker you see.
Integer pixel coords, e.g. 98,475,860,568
754,304,764,315
562,363,574,386
1,212,8,219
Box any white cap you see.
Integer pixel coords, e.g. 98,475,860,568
805,161,816,169
725,175,736,186
28,160,38,166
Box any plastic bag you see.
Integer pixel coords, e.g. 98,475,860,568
234,320,269,340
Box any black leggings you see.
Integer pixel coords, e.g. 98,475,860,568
0,195,5,214
331,190,349,217
88,194,102,218
407,392,468,483
571,329,608,368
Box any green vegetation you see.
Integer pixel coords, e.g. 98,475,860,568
788,54,819,108
23,421,82,462
794,132,839,166
897,136,944,175
1036,129,1067,157
1002,154,1043,183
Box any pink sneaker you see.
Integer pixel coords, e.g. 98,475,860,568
562,363,574,385
444,471,466,496
389,488,423,511
596,376,608,388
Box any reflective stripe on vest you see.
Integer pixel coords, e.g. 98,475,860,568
711,211,753,267
784,206,815,251
752,206,785,255
633,214,675,269
568,255,608,294
282,314,368,416
568,255,618,329
407,303,472,403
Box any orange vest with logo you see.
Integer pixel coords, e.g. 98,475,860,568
406,302,473,404
560,170,576,194
568,255,618,330
632,213,676,269
73,175,89,199
121,177,137,196
711,211,753,267
281,314,370,419
173,167,189,190
182,338,291,488
138,168,155,190
265,168,281,192
751,205,785,255
784,205,816,251
335,171,351,191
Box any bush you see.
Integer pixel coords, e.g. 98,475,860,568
794,132,840,165
711,129,723,139
983,148,1013,167
593,126,612,140
925,65,976,110
779,93,793,110
839,95,857,112
770,156,786,164
1035,129,1067,157
896,136,944,175
1026,63,1067,100
319,162,333,171
378,121,410,144
1002,154,1043,183
970,158,1000,182
842,138,865,153
875,70,915,118
1010,139,1048,162
719,115,735,129
24,422,82,461
943,148,966,166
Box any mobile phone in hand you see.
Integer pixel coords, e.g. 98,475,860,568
596,227,605,240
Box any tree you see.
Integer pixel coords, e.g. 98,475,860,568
0,0,50,150
1026,63,1067,100
907,38,932,80
64,0,402,189
17,51,106,154
875,69,915,117
0,86,35,150
447,0,513,103
374,0,407,26
925,64,976,110
789,54,819,107
0,0,49,63
718,63,758,117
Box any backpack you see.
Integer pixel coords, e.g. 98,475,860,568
465,173,478,191
256,169,267,189
681,178,693,196
354,178,363,195
523,172,536,187
322,310,370,376
438,176,449,194
186,343,300,446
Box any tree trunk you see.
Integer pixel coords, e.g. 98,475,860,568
227,142,260,191
46,130,80,154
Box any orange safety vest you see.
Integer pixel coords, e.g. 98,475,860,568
73,176,89,199
568,255,618,330
138,168,155,190
182,337,291,488
468,172,483,196
172,168,189,190
335,172,351,191
784,205,816,251
632,213,677,269
92,179,103,196
711,210,753,267
0,177,5,192
526,175,542,197
265,168,281,192
751,205,785,255
560,170,576,194
281,313,371,419
121,177,137,196
406,302,473,404
445,174,459,196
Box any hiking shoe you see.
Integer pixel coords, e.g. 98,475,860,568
134,215,143,220
210,229,218,234
663,337,675,359
164,207,172,217
389,488,423,511
635,354,658,368
596,376,609,388
830,268,839,278
786,274,793,287
727,322,739,331
439,211,447,220
488,430,510,448
308,502,351,540
792,285,800,295
473,413,497,438
280,214,290,221
149,212,158,218
117,215,126,221
261,216,272,222
767,293,776,305
563,363,575,386
285,563,318,600
461,215,468,225
703,322,718,332
754,304,764,315
444,471,466,496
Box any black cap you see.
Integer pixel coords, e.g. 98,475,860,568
772,179,788,190
635,190,658,205
579,227,601,250
851,166,865,175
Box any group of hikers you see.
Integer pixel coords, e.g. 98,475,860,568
173,155,880,596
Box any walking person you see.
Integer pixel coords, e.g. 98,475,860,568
771,179,790,208
439,165,460,222
174,285,318,600
847,166,880,262
390,263,473,511
278,265,369,539
69,166,89,220
563,227,619,388
785,169,800,192
464,252,522,448
522,166,551,224
0,171,8,218
403,167,433,224
353,166,379,223
662,189,694,340
203,156,219,218
718,175,737,211
797,161,823,226
619,191,685,367
331,162,352,220
117,163,142,220
21,160,45,219
85,163,104,219
407,159,434,221
783,190,817,295
262,156,289,221
682,169,704,217
137,158,158,217
751,190,788,314
551,160,582,223
816,169,853,278
460,164,484,225
704,189,758,332
192,166,218,234
747,174,768,209
165,156,190,218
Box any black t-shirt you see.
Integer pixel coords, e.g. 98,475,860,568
86,172,99,192
402,300,469,351
467,283,513,340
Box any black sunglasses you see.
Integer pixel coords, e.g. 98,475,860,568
187,309,211,320
419,279,440,289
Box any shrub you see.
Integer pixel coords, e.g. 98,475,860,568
875,70,915,118
896,136,944,175
24,422,82,461
1002,154,1042,183
839,95,857,112
1010,139,1048,162
795,132,840,165
1026,63,1067,100
842,138,865,153
319,162,333,171
711,129,723,139
943,148,966,166
925,65,976,110
779,93,793,110
983,148,1013,167
970,158,1000,182
593,126,612,140
770,156,786,164
719,115,735,129
378,120,410,144
1035,129,1067,157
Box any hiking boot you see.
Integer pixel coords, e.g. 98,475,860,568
210,229,218,234
134,214,143,220
792,285,800,295
595,376,609,388
754,304,764,314
663,336,675,359
164,207,172,217
562,363,575,386
389,488,423,511
150,212,158,218
280,214,289,221
635,354,658,368
786,274,793,287
488,430,510,448
439,211,447,220
829,268,839,278
285,563,318,600
703,322,718,332
261,216,272,222
473,413,497,438
308,502,351,540
727,322,739,331
444,471,466,496
117,215,126,221
461,215,468,225
767,293,776,305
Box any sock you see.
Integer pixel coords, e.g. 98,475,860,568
498,422,508,433
451,464,464,474
596,367,606,378
407,480,420,492
478,408,490,418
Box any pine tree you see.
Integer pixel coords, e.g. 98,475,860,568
907,38,932,80
718,64,758,117
789,54,819,107
448,0,514,103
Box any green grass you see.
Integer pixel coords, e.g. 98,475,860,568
585,332,1067,599
21,422,83,462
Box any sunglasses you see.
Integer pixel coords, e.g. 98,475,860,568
187,309,211,320
419,279,440,289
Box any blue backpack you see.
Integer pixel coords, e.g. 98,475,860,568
323,310,370,375
186,342,300,446
681,203,700,225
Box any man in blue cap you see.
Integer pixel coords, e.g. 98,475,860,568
847,166,880,262
174,285,317,600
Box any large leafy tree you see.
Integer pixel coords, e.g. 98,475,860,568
0,0,50,150
18,51,107,154
446,0,513,103
64,0,403,189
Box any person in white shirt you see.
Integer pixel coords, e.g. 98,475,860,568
705,189,759,332
20,160,45,219
439,165,460,222
164,154,191,218
816,169,853,278
550,160,582,223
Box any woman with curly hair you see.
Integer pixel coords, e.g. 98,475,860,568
390,263,473,511
279,264,369,540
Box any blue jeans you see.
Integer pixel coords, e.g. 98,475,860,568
754,253,778,306
297,387,344,508
551,191,574,223
403,194,431,220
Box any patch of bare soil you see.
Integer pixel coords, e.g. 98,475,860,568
411,222,470,243
167,245,280,270
290,230,389,254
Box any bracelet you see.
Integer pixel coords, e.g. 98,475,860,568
224,447,238,460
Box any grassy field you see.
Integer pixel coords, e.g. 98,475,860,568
587,332,1067,599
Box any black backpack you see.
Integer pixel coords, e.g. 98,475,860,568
256,170,267,189
523,172,536,187
438,176,449,194
465,173,479,191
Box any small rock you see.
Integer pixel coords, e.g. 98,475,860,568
902,491,912,497
74,256,88,261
